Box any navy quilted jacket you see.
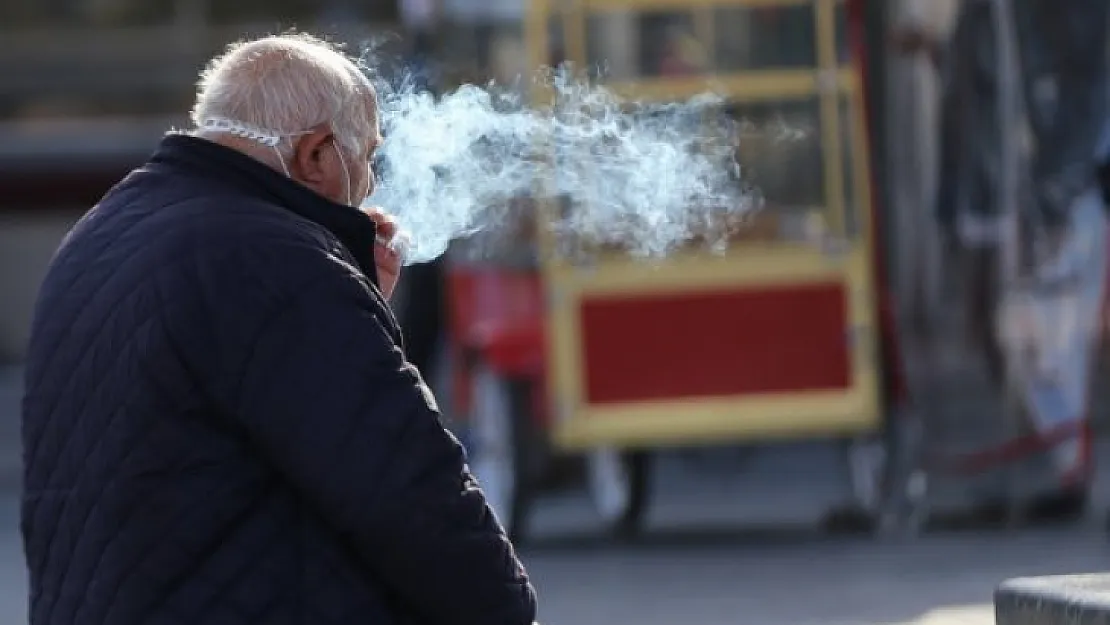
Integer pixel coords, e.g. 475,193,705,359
20,135,537,625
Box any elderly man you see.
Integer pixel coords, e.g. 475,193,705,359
20,34,537,625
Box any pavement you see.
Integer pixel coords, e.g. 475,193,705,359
514,442,1110,625
0,496,21,624
2,463,1109,625
524,526,1107,625
2,367,1110,624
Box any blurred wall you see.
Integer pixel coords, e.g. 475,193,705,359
0,2,407,367
0,211,82,363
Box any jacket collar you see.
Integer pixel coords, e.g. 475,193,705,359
149,133,380,287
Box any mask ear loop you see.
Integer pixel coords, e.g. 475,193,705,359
274,146,292,178
332,142,353,207
198,116,310,178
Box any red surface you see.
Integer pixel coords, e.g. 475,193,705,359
445,267,547,419
445,267,546,370
580,283,852,405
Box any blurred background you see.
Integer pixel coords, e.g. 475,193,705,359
4,0,1110,623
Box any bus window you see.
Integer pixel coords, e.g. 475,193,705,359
835,1,851,65
713,4,816,71
548,17,567,67
640,13,704,77
726,98,824,215
586,10,710,81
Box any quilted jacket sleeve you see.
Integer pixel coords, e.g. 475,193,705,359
228,243,537,625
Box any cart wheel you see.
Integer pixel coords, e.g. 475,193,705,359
469,364,539,544
585,448,650,538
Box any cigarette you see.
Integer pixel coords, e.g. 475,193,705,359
375,230,413,260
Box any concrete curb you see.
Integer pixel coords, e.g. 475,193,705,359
996,575,1110,625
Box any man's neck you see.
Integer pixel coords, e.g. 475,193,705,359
191,131,287,175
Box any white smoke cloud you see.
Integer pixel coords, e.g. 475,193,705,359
366,64,762,265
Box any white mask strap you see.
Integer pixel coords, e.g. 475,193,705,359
198,115,310,177
333,144,353,206
273,147,292,178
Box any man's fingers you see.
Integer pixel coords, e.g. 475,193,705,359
375,235,402,256
363,206,399,238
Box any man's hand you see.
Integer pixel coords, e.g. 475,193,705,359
364,206,402,300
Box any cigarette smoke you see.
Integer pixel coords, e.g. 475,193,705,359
366,65,762,265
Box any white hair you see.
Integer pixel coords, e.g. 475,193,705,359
190,33,377,159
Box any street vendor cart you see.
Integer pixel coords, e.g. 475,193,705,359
447,0,922,541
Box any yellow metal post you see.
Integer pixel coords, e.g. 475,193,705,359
815,0,845,236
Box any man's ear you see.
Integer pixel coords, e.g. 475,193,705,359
290,125,334,183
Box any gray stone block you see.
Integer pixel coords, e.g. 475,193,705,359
996,575,1110,625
